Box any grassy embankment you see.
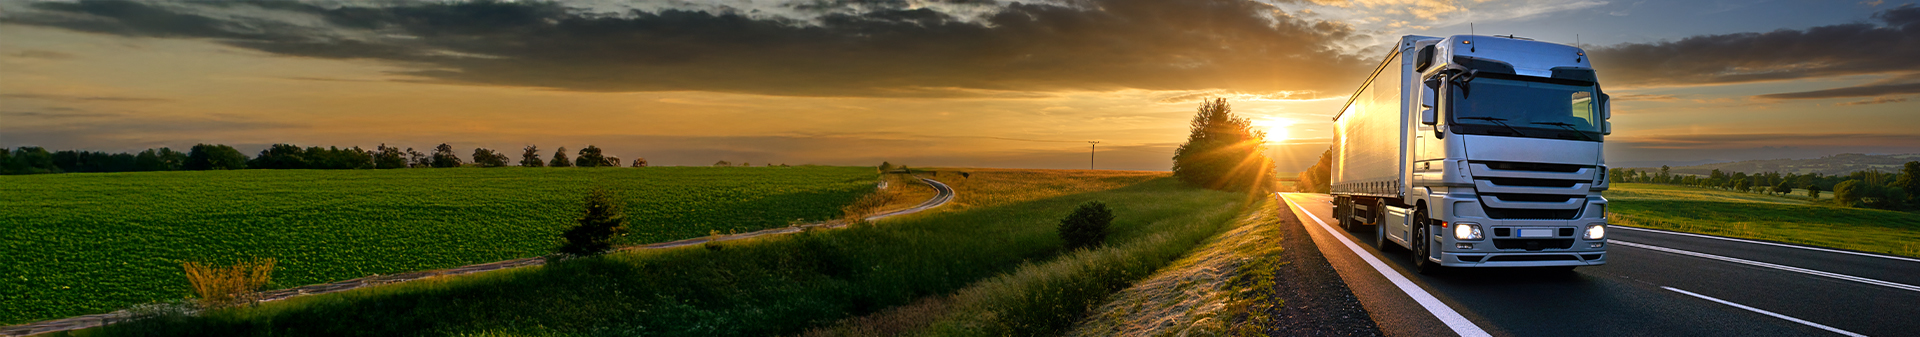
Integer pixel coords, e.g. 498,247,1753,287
0,166,876,324
62,169,1252,336
1606,183,1920,257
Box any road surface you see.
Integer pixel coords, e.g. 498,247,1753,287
1277,193,1920,337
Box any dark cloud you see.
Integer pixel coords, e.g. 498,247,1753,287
0,93,173,102
1834,96,1910,106
1756,82,1920,99
1590,4,1920,88
7,50,77,60
5,0,1368,97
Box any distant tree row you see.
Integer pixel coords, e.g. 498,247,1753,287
1610,162,1919,211
0,143,654,175
1293,149,1332,193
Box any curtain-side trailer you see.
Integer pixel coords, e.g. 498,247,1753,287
1330,35,1613,273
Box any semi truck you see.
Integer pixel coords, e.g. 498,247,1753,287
1330,35,1611,273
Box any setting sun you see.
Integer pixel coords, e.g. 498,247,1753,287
1252,118,1291,143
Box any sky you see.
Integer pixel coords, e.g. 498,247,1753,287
1,0,1917,172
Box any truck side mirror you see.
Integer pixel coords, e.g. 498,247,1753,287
1600,93,1611,120
1421,80,1439,126
1604,121,1612,135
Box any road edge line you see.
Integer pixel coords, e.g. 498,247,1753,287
1614,240,1920,292
1614,225,1920,264
1661,286,1868,337
1280,194,1492,337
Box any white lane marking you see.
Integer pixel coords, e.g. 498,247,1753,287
1281,194,1492,337
1614,225,1920,264
1614,241,1920,293
1663,287,1869,337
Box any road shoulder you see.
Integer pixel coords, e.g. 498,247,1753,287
1066,197,1381,336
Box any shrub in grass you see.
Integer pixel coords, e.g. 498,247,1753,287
1059,201,1115,251
558,188,629,256
182,258,276,309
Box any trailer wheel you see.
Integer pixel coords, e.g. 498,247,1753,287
1412,207,1444,275
1334,197,1351,231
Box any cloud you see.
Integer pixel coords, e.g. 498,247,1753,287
1612,133,1920,149
1757,82,1920,99
3,0,1370,98
7,50,77,60
1610,93,1679,101
1834,96,1910,106
1590,4,1920,88
0,93,173,102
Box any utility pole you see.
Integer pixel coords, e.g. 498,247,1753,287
1087,141,1100,170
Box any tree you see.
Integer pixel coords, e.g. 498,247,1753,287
374,144,407,169
249,144,309,169
1806,184,1821,199
1058,201,1115,251
186,144,248,170
550,147,573,167
0,148,13,174
604,156,620,167
631,157,648,167
472,147,509,167
1296,149,1332,193
430,143,463,168
1733,179,1750,192
714,160,732,167
1835,180,1863,207
1773,180,1792,195
406,148,429,168
557,188,629,256
520,145,544,167
575,145,607,167
1898,161,1920,204
879,161,894,173
5,147,57,174
1171,98,1273,191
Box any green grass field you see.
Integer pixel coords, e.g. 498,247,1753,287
0,166,876,324
1605,183,1920,257
60,170,1250,336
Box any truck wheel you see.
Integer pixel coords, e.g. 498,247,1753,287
1335,197,1351,231
1375,212,1394,252
1412,208,1444,275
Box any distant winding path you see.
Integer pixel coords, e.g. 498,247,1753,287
3,177,955,337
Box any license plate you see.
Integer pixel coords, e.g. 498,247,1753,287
1519,228,1554,238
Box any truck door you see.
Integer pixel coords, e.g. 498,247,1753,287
1414,74,1445,184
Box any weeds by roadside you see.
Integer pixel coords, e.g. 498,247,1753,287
181,258,276,309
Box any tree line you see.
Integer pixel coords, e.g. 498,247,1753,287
1611,162,1919,211
0,143,657,175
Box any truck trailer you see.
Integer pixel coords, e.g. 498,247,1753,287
1330,35,1611,273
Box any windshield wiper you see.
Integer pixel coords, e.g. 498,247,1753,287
1460,117,1526,136
1532,122,1596,141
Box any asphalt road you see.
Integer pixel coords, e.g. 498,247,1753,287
1277,193,1920,337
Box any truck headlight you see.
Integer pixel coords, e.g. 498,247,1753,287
1454,222,1482,240
1584,223,1606,240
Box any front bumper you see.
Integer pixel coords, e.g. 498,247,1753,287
1432,191,1608,268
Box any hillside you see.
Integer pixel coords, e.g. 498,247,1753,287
1646,153,1920,176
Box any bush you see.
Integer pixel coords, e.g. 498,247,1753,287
558,188,629,256
1058,201,1115,250
1835,180,1862,207
181,258,276,309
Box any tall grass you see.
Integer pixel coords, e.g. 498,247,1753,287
181,258,276,309
920,200,1243,336
63,172,1236,337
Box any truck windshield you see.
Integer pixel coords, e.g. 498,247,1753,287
1450,76,1602,142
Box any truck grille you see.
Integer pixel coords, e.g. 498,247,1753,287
1469,161,1593,220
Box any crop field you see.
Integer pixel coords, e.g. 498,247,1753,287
1605,183,1920,258
64,169,1251,336
0,166,876,324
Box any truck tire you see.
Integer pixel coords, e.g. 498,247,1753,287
1412,208,1444,275
1335,197,1351,231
